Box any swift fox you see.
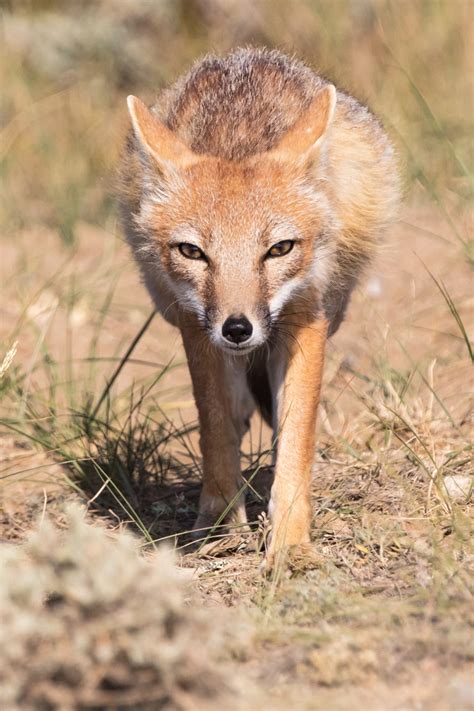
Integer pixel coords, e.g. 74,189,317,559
119,48,400,568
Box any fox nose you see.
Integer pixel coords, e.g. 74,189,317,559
222,315,253,344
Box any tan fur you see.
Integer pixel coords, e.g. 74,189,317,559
180,313,249,532
265,314,328,569
117,48,400,569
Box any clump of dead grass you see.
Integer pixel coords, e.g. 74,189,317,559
0,506,247,711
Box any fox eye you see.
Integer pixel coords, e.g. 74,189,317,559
178,243,206,261
266,240,295,259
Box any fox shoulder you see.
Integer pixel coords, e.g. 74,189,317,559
151,47,329,160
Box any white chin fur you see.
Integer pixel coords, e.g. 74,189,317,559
218,342,259,356
212,334,262,355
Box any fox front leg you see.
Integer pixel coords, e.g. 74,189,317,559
265,317,328,570
180,319,249,539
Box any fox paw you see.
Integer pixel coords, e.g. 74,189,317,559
192,494,248,543
260,517,312,575
260,541,322,577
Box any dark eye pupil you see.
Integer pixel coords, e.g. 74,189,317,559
268,240,294,258
179,243,204,259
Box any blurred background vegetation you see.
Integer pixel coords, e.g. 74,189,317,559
0,0,472,246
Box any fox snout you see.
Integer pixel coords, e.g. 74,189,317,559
208,308,270,354
222,315,253,344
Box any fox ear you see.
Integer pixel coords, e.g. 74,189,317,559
269,84,336,162
127,95,197,171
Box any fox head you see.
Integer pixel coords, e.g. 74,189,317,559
127,86,337,355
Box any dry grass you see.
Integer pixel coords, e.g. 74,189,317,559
0,1,473,708
0,506,249,710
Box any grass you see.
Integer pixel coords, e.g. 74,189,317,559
0,0,473,708
0,506,248,710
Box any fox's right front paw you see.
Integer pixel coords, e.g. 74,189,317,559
192,492,248,542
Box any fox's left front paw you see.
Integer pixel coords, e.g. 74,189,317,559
261,509,311,574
